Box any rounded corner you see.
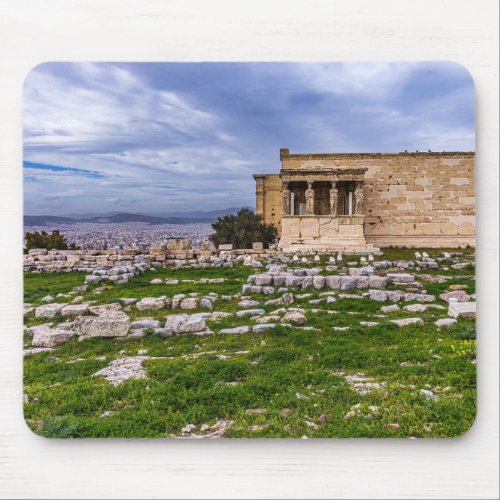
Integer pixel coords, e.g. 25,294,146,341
23,61,53,91
22,406,47,439
449,406,478,440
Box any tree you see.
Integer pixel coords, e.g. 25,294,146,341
24,230,79,252
209,208,278,249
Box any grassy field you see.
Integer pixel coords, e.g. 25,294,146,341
23,248,476,438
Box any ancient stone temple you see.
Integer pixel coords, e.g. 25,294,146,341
254,148,475,253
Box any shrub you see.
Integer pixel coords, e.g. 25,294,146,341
209,209,278,249
24,230,79,252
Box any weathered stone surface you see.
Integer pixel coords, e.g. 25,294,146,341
282,293,294,307
210,311,233,321
448,301,476,319
325,276,341,289
403,304,428,313
435,318,458,328
119,297,138,305
368,276,387,289
35,303,65,318
29,248,48,256
390,317,424,327
75,313,130,338
369,290,388,302
404,293,435,302
31,324,75,347
93,356,153,386
199,298,213,310
381,304,399,313
61,303,90,317
167,239,192,252
253,323,276,333
131,318,161,330
236,309,265,318
136,297,167,311
164,313,209,335
255,275,272,286
89,303,122,315
355,276,370,289
239,299,260,308
312,276,326,289
439,290,471,302
282,311,307,325
219,326,249,334
387,273,415,283
340,276,357,290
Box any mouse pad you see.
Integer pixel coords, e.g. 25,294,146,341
23,62,476,438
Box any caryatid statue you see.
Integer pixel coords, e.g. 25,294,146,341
329,181,338,216
354,182,364,215
281,182,291,215
305,182,315,214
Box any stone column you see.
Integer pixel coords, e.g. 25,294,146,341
281,182,290,215
354,181,364,215
329,181,338,216
305,181,315,215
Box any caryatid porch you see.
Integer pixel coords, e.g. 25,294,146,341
278,167,378,253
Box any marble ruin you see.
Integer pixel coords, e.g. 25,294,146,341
254,149,475,253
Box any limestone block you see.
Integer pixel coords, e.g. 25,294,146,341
312,276,325,289
423,223,442,236
300,218,320,239
440,223,458,236
32,325,75,347
319,218,339,237
325,276,341,289
35,303,65,318
458,222,475,236
387,222,405,236
340,277,357,290
450,177,470,185
368,276,387,289
281,217,301,238
448,301,476,319
75,313,130,338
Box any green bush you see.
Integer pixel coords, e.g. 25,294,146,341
24,230,79,252
209,208,278,249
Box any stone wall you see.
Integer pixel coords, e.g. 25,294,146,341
256,150,475,248
24,245,280,273
254,173,282,232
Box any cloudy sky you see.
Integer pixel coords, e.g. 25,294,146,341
23,62,474,216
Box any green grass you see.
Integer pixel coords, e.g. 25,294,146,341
23,249,476,438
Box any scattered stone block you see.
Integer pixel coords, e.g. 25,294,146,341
390,317,424,327
219,326,249,334
381,304,399,313
448,301,476,319
35,303,65,319
31,324,75,347
282,311,307,325
75,313,130,338
134,297,166,311
435,318,457,328
236,309,265,318
60,303,90,317
439,290,471,302
252,324,276,333
164,313,210,335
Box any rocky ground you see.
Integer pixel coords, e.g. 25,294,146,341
23,247,476,438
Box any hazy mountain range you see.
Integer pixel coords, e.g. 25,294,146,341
24,207,251,226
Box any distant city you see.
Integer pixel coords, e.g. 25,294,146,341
23,208,248,250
